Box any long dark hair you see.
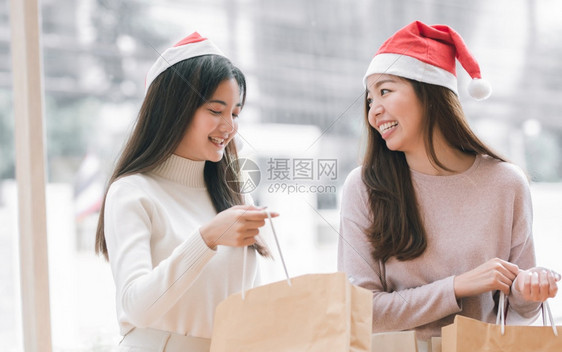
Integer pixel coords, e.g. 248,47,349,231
362,78,505,263
95,55,267,260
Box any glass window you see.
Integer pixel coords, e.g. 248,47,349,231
0,88,21,350
2,0,561,348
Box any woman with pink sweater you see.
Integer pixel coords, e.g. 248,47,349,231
337,21,559,342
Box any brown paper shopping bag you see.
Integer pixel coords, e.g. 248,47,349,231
351,279,374,352
428,336,442,352
210,272,372,352
371,330,418,351
210,212,372,351
442,293,561,352
371,331,441,352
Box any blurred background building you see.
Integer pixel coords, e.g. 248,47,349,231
1,0,561,350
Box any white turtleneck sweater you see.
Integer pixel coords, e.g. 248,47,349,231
104,154,258,338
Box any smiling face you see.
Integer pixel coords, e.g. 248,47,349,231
174,78,242,162
366,74,425,155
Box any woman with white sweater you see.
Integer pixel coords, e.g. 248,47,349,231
95,32,275,351
337,21,559,344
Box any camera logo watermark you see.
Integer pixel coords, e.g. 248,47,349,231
226,158,261,194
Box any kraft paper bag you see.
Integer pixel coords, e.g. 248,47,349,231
210,272,372,352
351,281,374,352
371,330,418,351
442,314,561,352
428,337,441,352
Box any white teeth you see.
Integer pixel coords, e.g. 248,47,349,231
379,122,398,132
210,137,225,144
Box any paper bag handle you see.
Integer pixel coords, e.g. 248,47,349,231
497,291,558,336
241,209,291,299
542,298,558,336
496,290,507,334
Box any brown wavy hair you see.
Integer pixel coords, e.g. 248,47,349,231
95,55,268,260
362,78,505,263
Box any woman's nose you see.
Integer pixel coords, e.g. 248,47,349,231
368,102,383,123
219,115,235,133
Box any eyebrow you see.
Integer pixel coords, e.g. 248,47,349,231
366,79,396,94
207,99,242,107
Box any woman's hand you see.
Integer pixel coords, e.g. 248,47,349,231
200,205,278,249
513,267,560,302
454,258,520,298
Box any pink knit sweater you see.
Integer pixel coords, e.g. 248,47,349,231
337,154,541,340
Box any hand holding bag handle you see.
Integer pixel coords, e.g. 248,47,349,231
241,209,291,299
211,210,373,352
497,291,558,336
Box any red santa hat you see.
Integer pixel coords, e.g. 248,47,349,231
145,32,225,93
364,21,492,100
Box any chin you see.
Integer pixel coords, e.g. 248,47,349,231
384,143,398,151
384,140,403,152
208,152,225,163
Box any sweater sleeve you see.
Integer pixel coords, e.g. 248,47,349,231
104,180,216,328
505,167,541,318
337,168,461,332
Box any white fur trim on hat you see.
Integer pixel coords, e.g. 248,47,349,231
145,40,225,93
363,53,458,96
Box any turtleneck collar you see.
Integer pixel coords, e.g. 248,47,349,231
151,154,207,188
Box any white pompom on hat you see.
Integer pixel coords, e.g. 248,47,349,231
364,21,492,100
145,32,225,94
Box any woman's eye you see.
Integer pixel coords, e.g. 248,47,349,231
380,89,390,96
209,109,222,115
